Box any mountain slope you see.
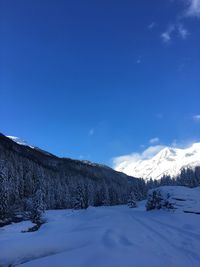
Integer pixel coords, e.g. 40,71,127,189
115,143,200,180
0,133,145,215
7,136,35,148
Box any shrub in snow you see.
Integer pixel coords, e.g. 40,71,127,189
127,192,137,208
146,189,174,211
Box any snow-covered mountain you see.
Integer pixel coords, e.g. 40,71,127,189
115,143,200,180
7,136,35,149
6,135,111,168
6,135,57,157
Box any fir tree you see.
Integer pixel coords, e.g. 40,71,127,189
28,188,46,224
127,192,137,208
146,190,174,211
0,164,10,221
146,190,162,211
0,176,9,220
73,183,89,209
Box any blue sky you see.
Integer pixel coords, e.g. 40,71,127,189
1,0,200,165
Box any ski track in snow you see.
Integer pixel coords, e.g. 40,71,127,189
0,205,200,267
129,212,200,266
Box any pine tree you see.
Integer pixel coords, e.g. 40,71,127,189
146,190,162,211
0,164,10,221
73,183,89,209
127,192,137,208
146,190,174,211
0,177,9,220
28,188,46,224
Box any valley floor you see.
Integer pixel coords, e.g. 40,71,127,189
1,203,200,267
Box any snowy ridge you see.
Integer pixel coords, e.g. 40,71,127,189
80,160,112,170
6,135,112,169
115,143,200,180
7,136,35,149
6,135,55,157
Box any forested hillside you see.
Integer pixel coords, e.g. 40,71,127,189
0,134,146,222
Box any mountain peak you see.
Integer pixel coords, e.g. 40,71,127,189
115,143,200,180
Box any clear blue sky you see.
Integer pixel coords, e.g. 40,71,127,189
1,0,200,165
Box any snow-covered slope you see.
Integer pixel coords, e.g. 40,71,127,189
115,143,200,180
149,186,200,213
1,195,200,267
7,136,35,149
6,135,54,157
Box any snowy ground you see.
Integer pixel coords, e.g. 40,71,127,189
1,197,200,267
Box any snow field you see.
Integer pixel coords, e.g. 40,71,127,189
1,196,200,267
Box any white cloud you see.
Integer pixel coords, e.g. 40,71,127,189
193,114,200,121
161,29,173,43
159,0,200,44
148,22,156,29
149,137,160,144
112,145,164,169
171,139,178,147
185,0,200,17
161,23,188,43
161,25,175,43
141,145,164,158
88,128,94,136
177,24,189,38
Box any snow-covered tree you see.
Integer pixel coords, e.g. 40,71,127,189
28,188,46,224
146,190,162,211
146,190,174,211
127,192,137,208
73,183,89,209
0,176,9,220
0,163,10,221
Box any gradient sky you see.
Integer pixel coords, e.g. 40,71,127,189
1,0,200,165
